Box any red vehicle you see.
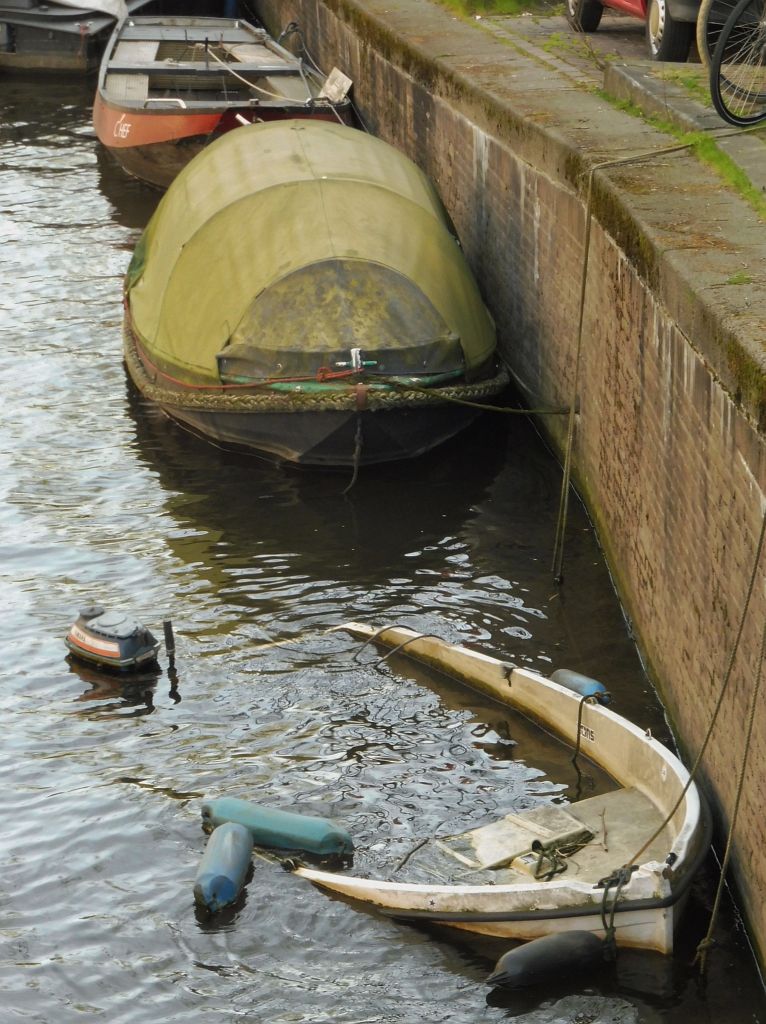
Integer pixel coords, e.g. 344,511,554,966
566,0,700,61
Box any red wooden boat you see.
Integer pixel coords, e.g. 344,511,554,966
93,15,352,188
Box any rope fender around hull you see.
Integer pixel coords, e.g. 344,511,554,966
122,319,511,465
122,317,510,414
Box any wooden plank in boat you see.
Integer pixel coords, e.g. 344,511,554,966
105,61,301,76
118,25,265,44
113,39,160,62
566,786,669,869
221,42,300,68
437,803,592,871
106,40,159,101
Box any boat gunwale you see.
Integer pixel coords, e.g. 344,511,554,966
122,315,511,413
95,93,337,118
292,622,708,919
96,14,321,106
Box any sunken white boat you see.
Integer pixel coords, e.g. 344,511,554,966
294,623,709,954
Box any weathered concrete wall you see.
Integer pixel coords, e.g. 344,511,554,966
256,0,766,966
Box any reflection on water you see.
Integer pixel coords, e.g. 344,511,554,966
0,79,763,1024
66,655,170,718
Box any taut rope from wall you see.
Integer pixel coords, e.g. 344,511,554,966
551,140,695,583
550,120,766,580
695,617,766,974
618,503,766,975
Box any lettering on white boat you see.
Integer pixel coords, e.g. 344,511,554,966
114,114,132,140
579,724,595,742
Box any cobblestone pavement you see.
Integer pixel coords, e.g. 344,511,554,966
483,9,670,76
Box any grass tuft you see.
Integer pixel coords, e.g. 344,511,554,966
726,270,753,285
435,0,561,16
597,92,766,222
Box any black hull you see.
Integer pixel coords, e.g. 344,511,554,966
107,135,214,191
163,403,480,468
104,107,349,190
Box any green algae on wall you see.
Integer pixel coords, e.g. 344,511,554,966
588,176,661,292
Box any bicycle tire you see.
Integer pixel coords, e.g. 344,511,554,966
696,0,742,67
710,0,766,125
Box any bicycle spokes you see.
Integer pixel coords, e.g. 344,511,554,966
710,0,766,125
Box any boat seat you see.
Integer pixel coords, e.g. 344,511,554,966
118,25,262,44
563,786,671,871
106,60,300,76
393,788,672,887
436,803,593,872
222,42,298,68
106,41,159,102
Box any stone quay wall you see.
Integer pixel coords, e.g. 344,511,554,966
256,0,766,967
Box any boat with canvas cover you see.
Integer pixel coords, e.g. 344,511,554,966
123,120,508,467
93,15,353,189
292,622,709,954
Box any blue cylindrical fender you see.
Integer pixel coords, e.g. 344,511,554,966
551,669,611,705
486,931,606,988
194,821,254,912
201,797,354,856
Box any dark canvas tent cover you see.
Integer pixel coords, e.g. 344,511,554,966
126,121,496,385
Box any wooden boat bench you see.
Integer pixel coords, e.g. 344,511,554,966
107,40,160,103
395,788,671,887
105,60,302,76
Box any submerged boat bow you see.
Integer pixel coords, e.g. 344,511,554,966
293,623,709,954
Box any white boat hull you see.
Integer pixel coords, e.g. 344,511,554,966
296,862,678,952
293,623,709,954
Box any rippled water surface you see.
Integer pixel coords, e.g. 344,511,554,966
1,79,763,1024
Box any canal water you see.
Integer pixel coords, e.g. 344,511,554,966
0,78,763,1024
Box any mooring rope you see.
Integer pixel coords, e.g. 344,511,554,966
204,14,351,126
624,503,766,875
381,375,569,417
343,415,363,494
275,20,362,129
599,865,636,958
372,633,442,668
550,121,766,584
566,501,766,960
571,693,596,771
549,118,766,581
122,318,511,413
694,617,766,975
204,41,315,104
550,139,697,583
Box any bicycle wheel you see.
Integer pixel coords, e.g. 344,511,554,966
696,0,741,67
710,0,766,124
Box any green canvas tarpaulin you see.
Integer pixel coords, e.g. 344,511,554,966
126,120,496,384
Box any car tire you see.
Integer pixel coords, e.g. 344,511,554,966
566,0,604,32
646,0,694,60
